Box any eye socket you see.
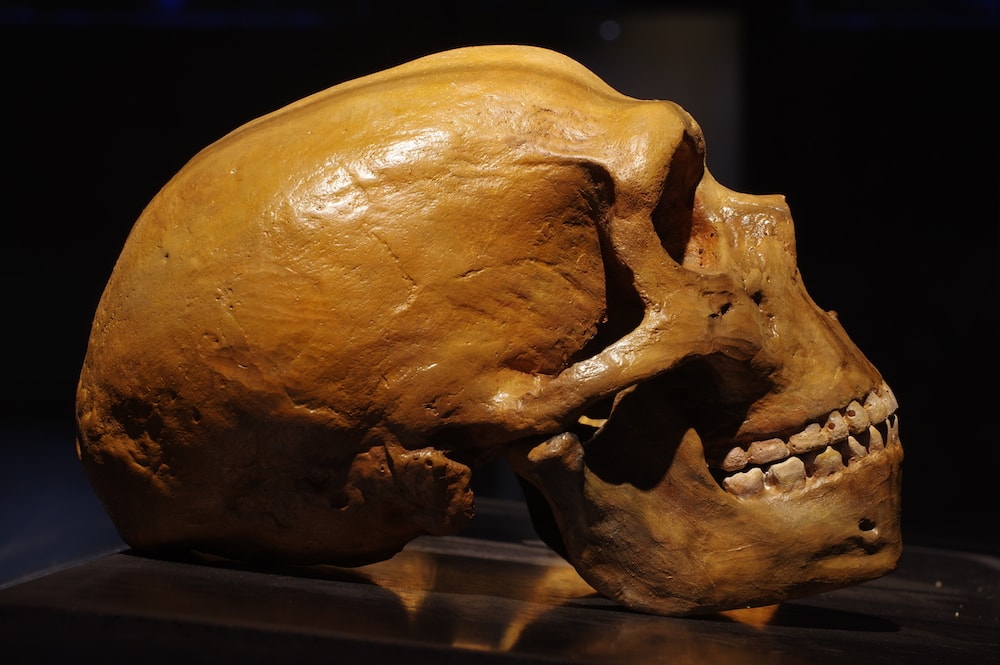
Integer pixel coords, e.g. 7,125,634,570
654,201,693,264
650,132,711,266
571,134,711,366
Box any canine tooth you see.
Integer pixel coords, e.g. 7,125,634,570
887,415,901,448
723,467,764,496
788,423,827,454
868,424,885,451
839,436,868,462
864,390,890,424
824,409,849,442
718,447,749,472
807,446,845,477
765,457,806,490
748,438,789,464
843,400,870,434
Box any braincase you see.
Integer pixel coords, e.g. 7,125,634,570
92,46,640,426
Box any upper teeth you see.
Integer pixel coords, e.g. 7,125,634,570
712,382,900,497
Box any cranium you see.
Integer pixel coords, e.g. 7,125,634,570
76,45,902,615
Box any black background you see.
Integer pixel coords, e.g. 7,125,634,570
2,1,997,556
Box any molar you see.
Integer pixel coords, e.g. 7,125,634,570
805,446,845,477
787,423,827,454
747,438,789,465
723,467,764,496
714,447,749,472
765,457,806,490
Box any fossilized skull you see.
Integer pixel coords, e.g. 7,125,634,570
76,45,902,615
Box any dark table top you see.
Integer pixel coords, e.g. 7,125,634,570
1,508,997,664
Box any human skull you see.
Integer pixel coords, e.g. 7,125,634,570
76,45,902,615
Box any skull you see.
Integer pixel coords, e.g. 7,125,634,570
76,45,902,615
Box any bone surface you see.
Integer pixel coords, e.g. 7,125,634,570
76,45,903,618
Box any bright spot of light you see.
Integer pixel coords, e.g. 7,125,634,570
599,19,621,41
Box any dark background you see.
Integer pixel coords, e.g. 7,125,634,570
2,0,997,573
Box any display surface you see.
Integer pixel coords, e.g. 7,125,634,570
2,517,995,665
76,45,902,615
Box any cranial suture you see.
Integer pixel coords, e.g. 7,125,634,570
76,45,903,616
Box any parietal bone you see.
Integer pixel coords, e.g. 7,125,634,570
76,45,903,616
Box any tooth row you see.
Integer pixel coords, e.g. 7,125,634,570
722,418,898,497
717,383,899,497
714,382,897,472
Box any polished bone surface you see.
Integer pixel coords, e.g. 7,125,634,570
76,45,903,617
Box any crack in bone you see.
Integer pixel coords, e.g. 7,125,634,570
717,382,898,498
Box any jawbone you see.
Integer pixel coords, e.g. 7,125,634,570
513,380,904,617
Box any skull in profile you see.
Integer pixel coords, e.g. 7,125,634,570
76,45,902,615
